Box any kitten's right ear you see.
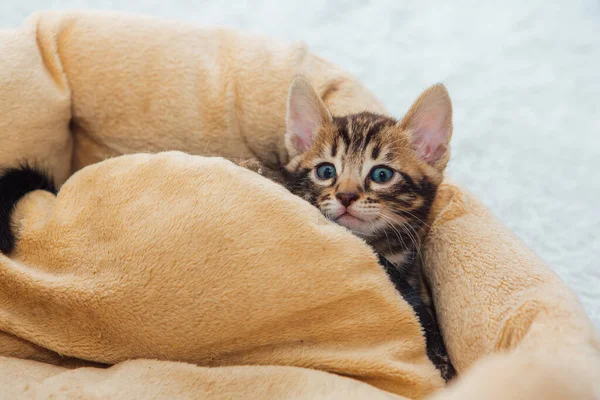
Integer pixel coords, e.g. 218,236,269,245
399,83,453,172
285,76,332,157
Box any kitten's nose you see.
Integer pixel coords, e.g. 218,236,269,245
336,192,359,207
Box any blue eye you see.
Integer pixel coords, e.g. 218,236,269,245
370,166,394,183
316,163,336,180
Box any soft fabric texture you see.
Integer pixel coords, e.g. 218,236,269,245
0,10,598,399
0,356,403,400
0,10,384,184
2,152,441,399
424,181,600,371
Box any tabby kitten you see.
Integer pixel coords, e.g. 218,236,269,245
240,76,455,380
281,76,452,295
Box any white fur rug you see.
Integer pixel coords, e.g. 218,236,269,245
2,0,598,327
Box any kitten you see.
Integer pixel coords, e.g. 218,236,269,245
249,76,452,295
282,77,452,295
239,76,456,380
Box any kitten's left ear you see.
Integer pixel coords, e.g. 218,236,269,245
399,83,453,171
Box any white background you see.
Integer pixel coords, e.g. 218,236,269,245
2,0,598,326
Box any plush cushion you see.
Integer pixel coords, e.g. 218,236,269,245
0,10,597,399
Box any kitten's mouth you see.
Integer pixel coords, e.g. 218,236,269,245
334,212,365,229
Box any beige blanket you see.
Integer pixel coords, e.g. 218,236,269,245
0,10,598,399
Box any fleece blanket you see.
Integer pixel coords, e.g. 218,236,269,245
0,10,598,399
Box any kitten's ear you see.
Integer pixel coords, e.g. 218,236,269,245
285,76,332,157
399,83,453,171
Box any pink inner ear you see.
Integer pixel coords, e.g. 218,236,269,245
289,110,316,153
414,129,447,163
287,78,330,154
412,111,449,164
292,133,310,153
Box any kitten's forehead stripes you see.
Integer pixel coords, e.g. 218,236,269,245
330,139,338,157
333,113,397,164
337,118,351,149
371,144,381,160
364,118,393,148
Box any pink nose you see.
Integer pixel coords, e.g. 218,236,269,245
336,192,359,207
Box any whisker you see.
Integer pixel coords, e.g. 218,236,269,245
376,211,427,276
376,212,408,256
401,222,426,271
397,209,431,229
380,222,393,253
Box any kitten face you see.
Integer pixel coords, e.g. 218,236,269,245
282,76,453,252
284,113,440,238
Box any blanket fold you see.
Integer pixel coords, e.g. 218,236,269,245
27,10,387,178
423,182,600,370
0,152,443,399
